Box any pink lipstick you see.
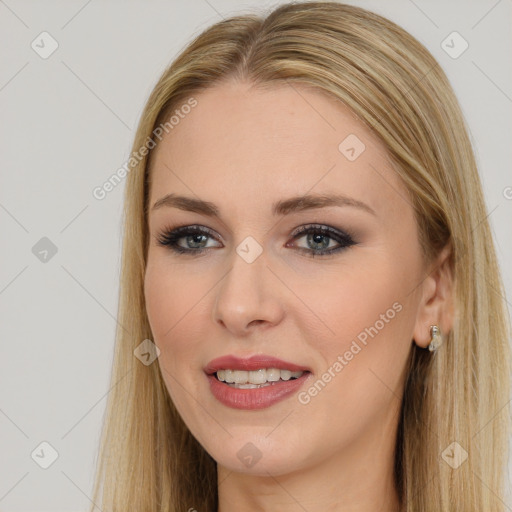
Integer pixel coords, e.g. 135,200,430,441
205,355,312,410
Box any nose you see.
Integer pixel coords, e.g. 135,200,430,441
212,248,286,336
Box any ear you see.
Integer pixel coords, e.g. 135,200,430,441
413,243,455,349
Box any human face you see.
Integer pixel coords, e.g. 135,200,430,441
144,80,427,477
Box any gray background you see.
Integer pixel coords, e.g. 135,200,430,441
0,0,511,510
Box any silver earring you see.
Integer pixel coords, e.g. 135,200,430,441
428,325,443,352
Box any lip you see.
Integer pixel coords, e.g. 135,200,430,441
204,354,312,410
204,354,311,374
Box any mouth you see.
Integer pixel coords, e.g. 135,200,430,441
214,368,307,389
204,355,312,410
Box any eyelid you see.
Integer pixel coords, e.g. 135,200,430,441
159,224,223,246
157,222,355,242
289,223,356,242
155,222,357,259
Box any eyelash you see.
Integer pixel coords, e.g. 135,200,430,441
155,223,357,259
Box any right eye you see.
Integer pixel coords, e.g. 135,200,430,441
156,225,222,255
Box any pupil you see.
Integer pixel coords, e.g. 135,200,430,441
308,233,329,250
188,234,207,248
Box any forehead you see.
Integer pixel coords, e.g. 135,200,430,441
148,80,411,222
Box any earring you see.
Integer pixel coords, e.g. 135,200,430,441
428,325,443,352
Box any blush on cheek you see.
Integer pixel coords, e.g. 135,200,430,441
325,297,406,372
144,263,187,339
144,268,208,380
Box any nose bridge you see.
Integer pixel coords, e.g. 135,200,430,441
212,245,284,331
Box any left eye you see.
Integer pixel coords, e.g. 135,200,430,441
156,223,357,258
287,224,356,257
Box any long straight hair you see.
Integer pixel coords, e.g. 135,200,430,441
90,2,512,510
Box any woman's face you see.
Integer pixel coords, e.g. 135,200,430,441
144,80,430,477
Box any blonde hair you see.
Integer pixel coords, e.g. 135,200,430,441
90,2,512,510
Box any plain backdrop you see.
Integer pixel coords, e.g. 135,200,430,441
0,0,511,510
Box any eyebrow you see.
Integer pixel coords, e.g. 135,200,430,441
151,192,376,217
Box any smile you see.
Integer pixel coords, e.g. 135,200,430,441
216,368,305,387
205,355,312,410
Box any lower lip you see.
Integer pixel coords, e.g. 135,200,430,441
206,372,311,410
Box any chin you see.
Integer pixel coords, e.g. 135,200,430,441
203,431,311,477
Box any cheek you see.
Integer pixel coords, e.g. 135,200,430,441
298,255,416,389
145,260,201,361
145,256,207,336
144,260,210,419
295,261,405,346
144,262,177,343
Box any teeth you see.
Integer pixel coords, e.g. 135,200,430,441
249,369,267,384
266,368,281,381
236,382,272,389
280,370,292,381
222,369,249,384
216,368,304,385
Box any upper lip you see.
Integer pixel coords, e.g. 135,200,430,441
204,355,311,375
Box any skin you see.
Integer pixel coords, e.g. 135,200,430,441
144,79,454,512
